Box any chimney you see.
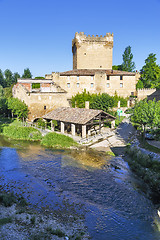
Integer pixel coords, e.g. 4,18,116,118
85,101,89,109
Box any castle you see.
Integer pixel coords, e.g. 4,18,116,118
13,32,140,121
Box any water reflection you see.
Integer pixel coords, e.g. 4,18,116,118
62,149,111,170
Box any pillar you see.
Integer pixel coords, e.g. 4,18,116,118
51,120,54,131
71,124,76,136
61,122,65,133
111,120,115,129
82,125,86,138
85,101,89,109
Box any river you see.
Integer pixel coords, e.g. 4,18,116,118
0,135,160,240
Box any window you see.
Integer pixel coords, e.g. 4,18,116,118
107,75,110,80
100,66,102,68
44,106,46,110
67,76,70,80
120,83,123,88
77,83,80,88
107,83,110,88
77,76,79,80
91,83,94,88
91,76,94,81
84,53,86,55
67,83,70,88
120,76,123,80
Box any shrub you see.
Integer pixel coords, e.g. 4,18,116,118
41,132,77,148
0,192,16,207
2,125,42,141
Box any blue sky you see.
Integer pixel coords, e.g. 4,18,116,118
0,0,160,77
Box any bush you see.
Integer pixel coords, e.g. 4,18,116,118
41,132,77,148
0,192,17,207
71,91,128,110
126,145,160,201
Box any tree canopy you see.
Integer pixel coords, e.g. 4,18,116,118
130,99,160,139
121,46,136,72
22,68,32,79
7,98,29,119
140,53,160,89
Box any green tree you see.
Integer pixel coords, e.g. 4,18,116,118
22,68,32,79
4,69,14,87
140,53,160,89
0,69,5,88
8,98,29,119
112,65,122,70
90,93,115,112
131,99,160,140
0,85,8,115
136,79,144,89
13,72,20,83
34,76,45,79
121,46,136,72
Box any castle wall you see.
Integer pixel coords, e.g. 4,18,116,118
137,88,156,100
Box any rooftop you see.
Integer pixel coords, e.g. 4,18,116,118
43,107,116,125
59,69,136,76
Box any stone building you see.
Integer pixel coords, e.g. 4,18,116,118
12,79,69,121
13,32,139,121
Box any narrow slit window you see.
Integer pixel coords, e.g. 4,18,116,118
67,83,70,88
120,76,123,80
77,83,80,88
91,83,94,88
107,83,110,88
120,83,123,88
107,75,110,80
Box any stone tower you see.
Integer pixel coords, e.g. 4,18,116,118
72,32,113,70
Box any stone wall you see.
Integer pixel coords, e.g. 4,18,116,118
137,88,156,100
12,83,69,121
48,72,137,99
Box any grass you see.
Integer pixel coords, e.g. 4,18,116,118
0,191,17,207
0,117,14,133
46,226,65,237
2,125,42,141
41,132,78,149
0,217,12,225
138,135,160,154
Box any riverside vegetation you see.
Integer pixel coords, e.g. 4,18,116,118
126,144,160,203
0,118,78,149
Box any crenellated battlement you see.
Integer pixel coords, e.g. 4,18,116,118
72,32,113,46
138,88,156,91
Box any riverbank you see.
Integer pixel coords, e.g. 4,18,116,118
0,118,78,149
0,191,89,240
